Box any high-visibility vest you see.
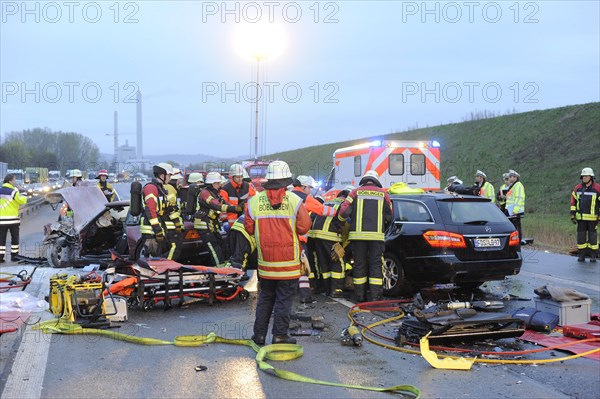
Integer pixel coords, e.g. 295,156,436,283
0,183,27,225
506,181,525,215
248,191,303,280
163,183,182,230
140,180,168,235
230,215,256,252
479,181,495,203
308,198,343,242
97,181,115,202
342,186,391,241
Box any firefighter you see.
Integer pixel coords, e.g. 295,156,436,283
505,169,526,244
140,163,172,258
475,170,495,203
184,172,204,219
228,213,255,280
164,167,184,260
245,161,311,345
338,170,392,302
195,172,240,266
0,174,28,263
220,163,256,227
497,173,510,212
97,169,115,202
308,185,353,297
290,175,336,302
69,169,83,186
570,167,600,262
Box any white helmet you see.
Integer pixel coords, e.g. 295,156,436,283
69,169,82,178
360,170,381,187
581,167,594,177
188,172,204,183
447,176,462,184
265,161,292,180
508,169,520,178
205,171,222,184
242,168,250,180
171,168,183,180
475,170,486,178
297,175,316,188
154,163,174,176
221,175,228,185
229,163,245,177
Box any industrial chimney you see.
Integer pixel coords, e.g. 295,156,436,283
136,90,143,159
113,110,118,155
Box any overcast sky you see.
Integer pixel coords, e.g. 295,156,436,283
1,1,599,159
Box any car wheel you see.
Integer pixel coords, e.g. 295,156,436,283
383,252,411,297
47,237,70,268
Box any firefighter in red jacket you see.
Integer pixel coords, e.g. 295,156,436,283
245,161,311,345
220,163,256,227
140,163,172,257
571,167,600,262
195,171,241,266
339,170,392,302
291,175,336,302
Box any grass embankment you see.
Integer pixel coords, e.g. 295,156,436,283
265,102,600,252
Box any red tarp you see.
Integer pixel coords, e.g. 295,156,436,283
519,330,600,361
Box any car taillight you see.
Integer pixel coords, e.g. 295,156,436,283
423,231,466,248
184,229,201,240
509,231,520,246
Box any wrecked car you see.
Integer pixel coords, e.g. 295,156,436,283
44,184,209,268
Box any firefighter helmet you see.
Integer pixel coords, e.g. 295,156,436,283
297,175,316,188
153,163,174,177
581,167,595,178
475,170,486,178
205,171,222,184
242,168,250,180
69,169,83,178
338,185,355,198
171,168,183,180
229,163,245,177
98,169,109,177
265,161,292,180
188,172,204,183
359,170,381,187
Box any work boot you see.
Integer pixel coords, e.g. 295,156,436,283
251,335,266,346
590,251,597,263
577,250,586,262
272,335,297,344
328,290,345,298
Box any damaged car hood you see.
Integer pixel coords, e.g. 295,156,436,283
45,184,113,232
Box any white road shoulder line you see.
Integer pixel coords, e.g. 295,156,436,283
520,270,600,293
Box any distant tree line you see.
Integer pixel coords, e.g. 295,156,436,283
0,128,99,172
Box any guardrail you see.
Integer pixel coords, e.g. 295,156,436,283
18,196,47,218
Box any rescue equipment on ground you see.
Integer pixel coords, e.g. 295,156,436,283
104,253,249,310
419,332,476,370
0,267,38,292
32,322,421,398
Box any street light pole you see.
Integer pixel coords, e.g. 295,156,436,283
254,56,260,160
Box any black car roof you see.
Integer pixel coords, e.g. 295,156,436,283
389,193,491,202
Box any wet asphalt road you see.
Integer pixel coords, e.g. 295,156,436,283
0,191,599,398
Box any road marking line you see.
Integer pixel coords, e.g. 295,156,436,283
520,270,600,293
2,267,52,399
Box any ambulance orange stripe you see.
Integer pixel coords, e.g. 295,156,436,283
335,148,371,159
365,147,386,171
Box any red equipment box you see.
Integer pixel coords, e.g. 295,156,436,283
562,323,600,340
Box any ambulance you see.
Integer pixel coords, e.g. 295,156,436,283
323,140,441,193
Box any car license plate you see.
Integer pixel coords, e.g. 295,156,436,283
474,238,501,248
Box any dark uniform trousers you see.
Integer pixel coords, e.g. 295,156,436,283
313,239,344,294
229,229,253,269
254,278,299,337
0,223,20,261
352,240,385,301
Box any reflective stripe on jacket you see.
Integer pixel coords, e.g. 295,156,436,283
571,182,600,221
339,184,392,241
164,183,182,230
0,183,27,225
97,181,115,202
140,180,168,235
245,190,311,280
308,197,344,242
220,180,256,226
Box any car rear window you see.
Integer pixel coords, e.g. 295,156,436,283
437,200,508,224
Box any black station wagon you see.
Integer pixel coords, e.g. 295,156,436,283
383,193,522,296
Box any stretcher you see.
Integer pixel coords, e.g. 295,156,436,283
104,254,249,310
